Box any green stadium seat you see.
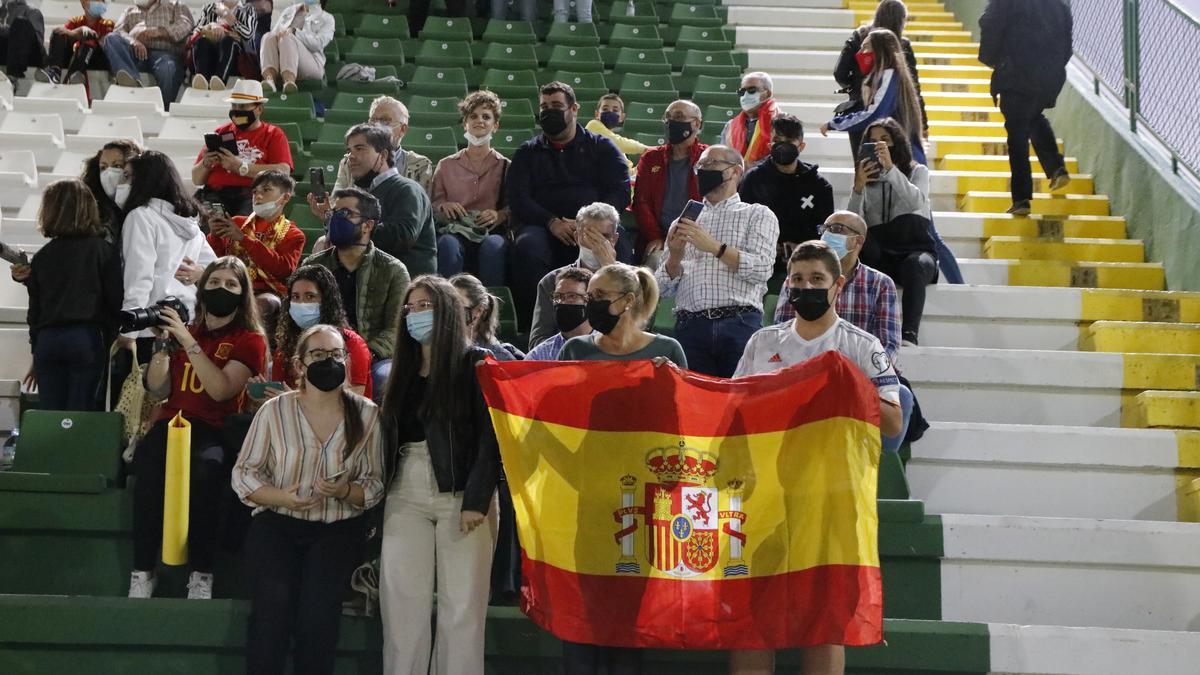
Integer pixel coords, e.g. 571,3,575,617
414,40,475,69
333,65,404,96
482,19,537,44
327,0,408,14
680,50,740,78
315,123,351,145
674,25,734,51
329,92,376,114
633,131,667,147
488,286,520,345
614,47,672,76
405,126,460,156
348,14,411,38
606,23,664,49
622,101,669,135
653,296,676,335
691,74,741,107
479,42,538,71
616,73,679,104
409,66,469,97
10,410,124,484
419,16,474,41
273,121,305,146
669,3,724,27
554,71,609,101
499,97,535,126
480,69,539,103
288,204,327,233
607,1,659,26
343,37,406,68
265,91,315,112
702,104,738,134
547,45,603,72
545,20,600,46
408,95,464,127
492,128,536,156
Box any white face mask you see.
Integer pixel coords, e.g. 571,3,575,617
113,183,131,209
579,246,600,271
252,199,282,220
99,167,124,199
464,131,493,147
739,90,763,112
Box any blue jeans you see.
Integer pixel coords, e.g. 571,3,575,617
553,0,593,22
492,0,537,21
371,358,392,404
673,310,762,378
101,34,183,107
437,233,509,288
33,325,106,411
881,385,914,453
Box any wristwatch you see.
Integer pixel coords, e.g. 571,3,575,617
238,160,251,176
186,342,203,355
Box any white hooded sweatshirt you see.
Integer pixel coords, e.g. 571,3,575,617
121,198,217,338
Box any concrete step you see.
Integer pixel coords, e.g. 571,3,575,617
854,11,959,24
934,212,1124,240
916,65,993,81
925,105,1004,123
957,258,1164,291
902,346,1196,427
1085,321,1200,355
961,191,1111,217
910,40,981,56
902,29,975,44
983,236,1145,264
909,421,1199,521
926,120,1007,138
919,78,991,94
986,623,1200,675
746,49,839,73
938,153,1081,174
940,514,1200,632
818,169,1095,205
934,135,1064,158
916,53,987,68
1132,391,1200,429
728,6,853,28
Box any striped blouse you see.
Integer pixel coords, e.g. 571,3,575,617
196,1,257,44
232,391,385,523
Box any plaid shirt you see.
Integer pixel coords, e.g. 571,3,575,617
655,194,779,313
774,261,901,363
113,0,194,55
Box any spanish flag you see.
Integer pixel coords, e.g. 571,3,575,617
478,351,883,650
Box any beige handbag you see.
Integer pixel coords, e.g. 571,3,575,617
107,342,162,463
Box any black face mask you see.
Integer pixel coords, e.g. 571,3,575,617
788,287,833,322
554,304,588,333
696,168,727,196
203,287,242,318
305,357,345,392
665,119,694,145
229,109,256,131
585,298,621,335
539,108,569,137
770,141,800,166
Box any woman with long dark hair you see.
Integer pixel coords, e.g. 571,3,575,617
821,28,927,166
833,0,927,156
234,323,384,675
80,138,141,242
378,275,500,675
851,118,938,347
128,256,267,600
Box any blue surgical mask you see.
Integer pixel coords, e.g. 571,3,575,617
327,211,361,248
821,231,850,259
288,302,321,330
406,311,435,345
88,1,107,17
599,111,621,130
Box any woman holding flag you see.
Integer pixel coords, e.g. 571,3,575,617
127,256,267,601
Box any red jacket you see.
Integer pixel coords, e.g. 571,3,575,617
632,142,707,251
208,214,305,296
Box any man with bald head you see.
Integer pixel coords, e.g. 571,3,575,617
721,71,780,164
774,210,900,363
655,145,779,377
632,99,707,270
333,95,433,194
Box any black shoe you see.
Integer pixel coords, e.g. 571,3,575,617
1006,200,1031,216
1048,169,1071,192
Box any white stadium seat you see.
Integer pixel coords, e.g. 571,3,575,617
0,113,65,170
67,115,145,153
149,116,225,156
171,87,233,118
0,150,37,190
92,85,168,135
11,97,88,134
40,151,90,187
15,195,40,221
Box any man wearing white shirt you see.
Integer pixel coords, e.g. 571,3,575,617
655,145,779,377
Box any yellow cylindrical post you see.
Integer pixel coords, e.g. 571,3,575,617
162,412,191,566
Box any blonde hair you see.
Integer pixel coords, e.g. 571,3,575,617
596,263,659,325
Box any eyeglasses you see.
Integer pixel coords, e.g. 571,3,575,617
736,86,760,96
818,222,865,237
662,112,697,123
694,160,734,172
552,292,587,304
330,208,362,220
402,300,435,315
305,348,347,362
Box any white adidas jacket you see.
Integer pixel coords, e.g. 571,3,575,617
121,198,217,339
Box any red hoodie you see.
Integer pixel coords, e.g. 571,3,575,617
631,141,708,252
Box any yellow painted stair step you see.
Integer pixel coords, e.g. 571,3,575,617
934,136,1064,158
939,154,1080,174
960,191,1109,217
984,237,1144,263
1088,321,1200,355
925,106,1003,123
917,53,986,68
849,1,946,11
1081,289,1200,323
921,91,996,106
911,41,981,56
917,65,994,80
1005,260,1164,290
856,11,957,23
920,78,991,94
1118,353,1200,390
952,171,1094,195
1132,391,1200,429
902,21,967,31
980,214,1124,239
928,121,1008,138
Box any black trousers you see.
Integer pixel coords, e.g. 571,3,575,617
191,35,240,81
999,93,1066,203
0,18,45,78
132,418,230,572
872,250,937,343
244,511,365,675
47,32,108,73
562,642,642,675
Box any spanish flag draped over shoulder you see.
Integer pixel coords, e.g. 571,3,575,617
478,351,883,650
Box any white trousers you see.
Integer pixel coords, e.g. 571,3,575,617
380,442,498,675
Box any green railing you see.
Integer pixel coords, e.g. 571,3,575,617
1071,0,1200,179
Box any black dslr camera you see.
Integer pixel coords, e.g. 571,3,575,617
120,296,190,333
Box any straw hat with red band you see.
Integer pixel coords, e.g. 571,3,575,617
224,79,269,104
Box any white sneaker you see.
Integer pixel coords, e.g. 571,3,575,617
901,339,918,348
186,571,213,599
191,73,208,90
128,571,156,599
208,75,225,91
